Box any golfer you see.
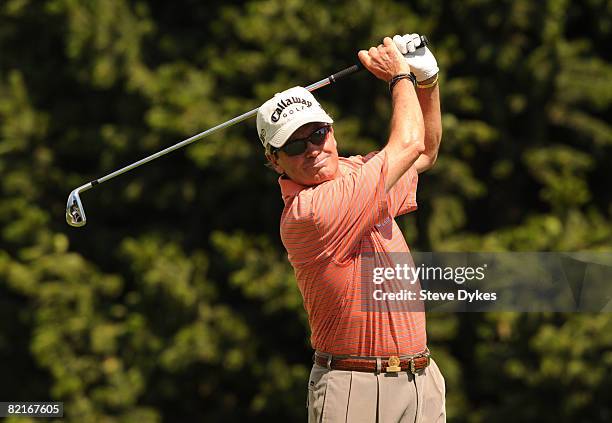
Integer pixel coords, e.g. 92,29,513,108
256,34,444,422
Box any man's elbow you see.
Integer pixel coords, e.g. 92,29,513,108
415,141,441,173
393,127,425,157
426,146,440,168
430,152,439,168
422,131,442,170
415,153,436,173
415,140,426,156
413,124,426,155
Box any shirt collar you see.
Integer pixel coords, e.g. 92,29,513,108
279,175,306,205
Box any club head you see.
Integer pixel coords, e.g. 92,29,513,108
66,189,87,227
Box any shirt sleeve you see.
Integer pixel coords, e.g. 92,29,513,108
311,150,390,263
386,165,418,217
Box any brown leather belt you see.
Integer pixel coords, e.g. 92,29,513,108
314,349,431,374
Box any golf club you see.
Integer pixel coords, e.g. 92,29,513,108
66,36,429,227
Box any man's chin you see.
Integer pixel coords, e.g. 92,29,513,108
292,166,338,186
310,172,336,185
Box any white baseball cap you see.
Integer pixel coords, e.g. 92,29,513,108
256,86,333,149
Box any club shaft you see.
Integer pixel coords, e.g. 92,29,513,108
95,107,253,185
90,76,335,187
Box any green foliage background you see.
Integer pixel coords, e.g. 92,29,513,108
1,0,611,422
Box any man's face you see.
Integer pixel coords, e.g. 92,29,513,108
269,122,340,186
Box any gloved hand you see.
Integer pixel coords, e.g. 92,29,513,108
392,33,439,82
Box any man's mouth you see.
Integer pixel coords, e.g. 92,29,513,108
312,156,328,168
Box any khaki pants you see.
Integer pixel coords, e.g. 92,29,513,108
307,358,446,423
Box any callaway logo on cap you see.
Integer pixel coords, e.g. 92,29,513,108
256,86,333,149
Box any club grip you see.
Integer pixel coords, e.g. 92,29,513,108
327,35,429,85
329,64,363,83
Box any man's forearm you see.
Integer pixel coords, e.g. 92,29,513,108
356,36,426,189
384,79,425,191
415,75,442,173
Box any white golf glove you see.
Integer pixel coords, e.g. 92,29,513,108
392,33,439,82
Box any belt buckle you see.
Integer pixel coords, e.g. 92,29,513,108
385,356,401,373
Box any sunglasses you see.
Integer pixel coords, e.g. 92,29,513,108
273,125,332,157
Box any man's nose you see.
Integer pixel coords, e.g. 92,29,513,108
304,141,322,158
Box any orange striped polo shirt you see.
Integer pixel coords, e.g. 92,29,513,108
279,150,426,356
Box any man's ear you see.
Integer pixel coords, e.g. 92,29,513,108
265,152,285,174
